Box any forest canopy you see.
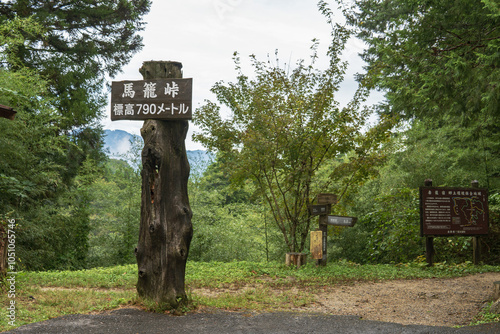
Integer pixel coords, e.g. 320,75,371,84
0,1,151,270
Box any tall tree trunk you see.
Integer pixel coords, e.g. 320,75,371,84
135,61,193,308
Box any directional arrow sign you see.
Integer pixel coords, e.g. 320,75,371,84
309,204,329,216
317,193,337,205
326,215,357,227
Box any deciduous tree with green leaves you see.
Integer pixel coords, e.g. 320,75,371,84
194,10,393,254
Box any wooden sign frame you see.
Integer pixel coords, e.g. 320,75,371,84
111,78,192,121
420,186,489,237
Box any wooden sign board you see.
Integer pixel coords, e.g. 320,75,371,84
310,230,323,259
420,186,489,236
309,204,330,216
326,215,357,227
317,193,337,205
0,104,16,120
110,78,192,121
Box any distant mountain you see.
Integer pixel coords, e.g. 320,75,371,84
103,129,137,158
103,129,213,171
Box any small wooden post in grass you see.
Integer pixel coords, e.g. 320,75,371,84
494,281,500,301
285,252,307,268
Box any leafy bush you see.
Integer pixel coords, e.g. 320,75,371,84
358,188,422,263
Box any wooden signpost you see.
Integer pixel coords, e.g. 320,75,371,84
326,215,357,227
309,204,329,216
0,104,16,120
111,61,193,308
316,194,334,266
317,193,337,205
310,193,357,266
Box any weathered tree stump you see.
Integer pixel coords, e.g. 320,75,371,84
286,252,307,268
135,61,193,308
494,281,500,301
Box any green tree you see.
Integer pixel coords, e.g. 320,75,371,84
0,64,98,270
194,13,392,254
188,157,282,262
0,15,126,270
0,0,151,131
339,0,500,189
340,0,499,119
87,158,141,267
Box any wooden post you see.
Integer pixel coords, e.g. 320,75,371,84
425,236,435,267
494,281,500,300
135,61,193,308
285,252,307,268
424,179,435,267
471,180,481,265
317,203,331,266
317,217,328,266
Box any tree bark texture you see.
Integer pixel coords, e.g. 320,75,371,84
135,61,193,307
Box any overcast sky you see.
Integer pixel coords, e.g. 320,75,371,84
103,0,375,151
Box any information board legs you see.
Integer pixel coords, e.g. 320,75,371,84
471,181,482,265
473,236,481,265
425,237,434,267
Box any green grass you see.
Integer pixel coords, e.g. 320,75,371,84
470,301,500,326
1,260,499,332
185,260,500,288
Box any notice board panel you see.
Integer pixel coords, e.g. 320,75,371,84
420,187,489,236
111,78,192,120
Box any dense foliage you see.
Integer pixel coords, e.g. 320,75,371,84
87,158,141,267
0,0,151,131
0,1,151,270
194,19,393,253
337,0,500,189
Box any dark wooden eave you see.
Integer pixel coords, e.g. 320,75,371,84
0,104,16,120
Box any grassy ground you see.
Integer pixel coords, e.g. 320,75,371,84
1,260,499,332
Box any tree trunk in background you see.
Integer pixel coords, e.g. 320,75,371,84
135,61,193,308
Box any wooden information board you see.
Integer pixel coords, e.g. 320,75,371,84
420,187,489,236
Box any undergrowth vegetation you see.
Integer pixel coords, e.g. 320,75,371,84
1,261,499,331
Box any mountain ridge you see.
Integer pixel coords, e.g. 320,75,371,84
103,129,212,170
